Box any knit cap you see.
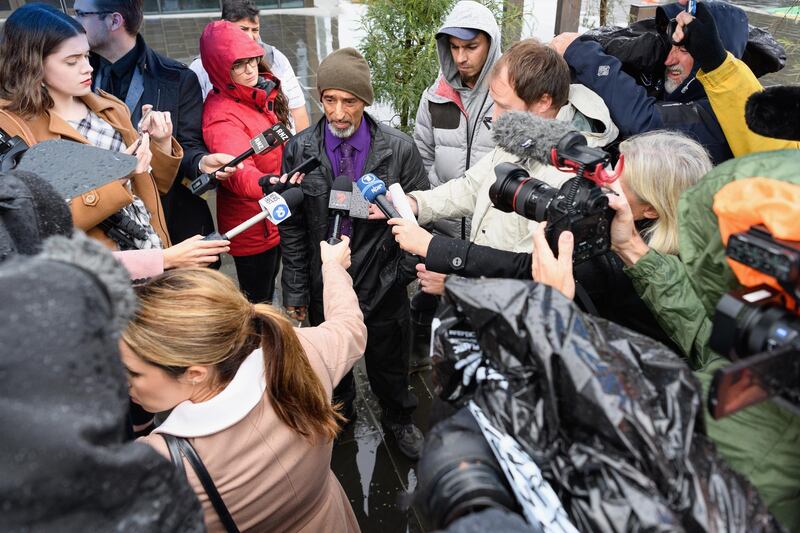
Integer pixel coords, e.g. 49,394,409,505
317,47,374,106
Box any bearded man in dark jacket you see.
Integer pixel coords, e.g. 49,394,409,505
551,1,750,164
279,48,430,460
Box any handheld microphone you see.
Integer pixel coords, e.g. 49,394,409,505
203,187,304,241
387,183,418,224
190,123,293,196
356,174,401,219
327,175,352,245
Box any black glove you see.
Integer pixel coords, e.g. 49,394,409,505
258,174,281,196
674,2,727,72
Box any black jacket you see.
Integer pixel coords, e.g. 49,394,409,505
91,36,213,241
279,114,429,320
426,235,677,349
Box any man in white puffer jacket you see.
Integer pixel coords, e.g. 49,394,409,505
414,0,502,240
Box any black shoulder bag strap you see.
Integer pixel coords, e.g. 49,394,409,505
163,434,240,533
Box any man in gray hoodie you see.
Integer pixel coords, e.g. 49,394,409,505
410,1,501,335
414,0,501,241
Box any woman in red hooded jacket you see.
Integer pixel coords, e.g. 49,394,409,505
200,20,290,303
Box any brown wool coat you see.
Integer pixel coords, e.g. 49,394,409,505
142,263,366,533
0,91,182,248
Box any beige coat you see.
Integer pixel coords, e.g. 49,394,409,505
142,262,366,532
0,91,182,247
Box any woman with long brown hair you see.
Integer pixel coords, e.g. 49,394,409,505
122,237,365,533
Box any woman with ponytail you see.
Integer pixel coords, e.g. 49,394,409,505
122,237,365,532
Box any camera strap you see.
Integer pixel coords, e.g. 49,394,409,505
574,283,599,316
163,434,240,533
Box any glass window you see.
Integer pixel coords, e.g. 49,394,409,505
159,0,219,13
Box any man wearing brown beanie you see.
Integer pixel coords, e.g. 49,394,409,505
278,47,430,460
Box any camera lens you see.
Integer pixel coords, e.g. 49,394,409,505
490,162,557,221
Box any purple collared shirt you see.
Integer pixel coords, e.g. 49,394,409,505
323,116,372,180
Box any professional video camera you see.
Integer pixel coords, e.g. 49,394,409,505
489,129,622,264
708,224,800,419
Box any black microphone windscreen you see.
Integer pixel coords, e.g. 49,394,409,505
745,86,800,141
329,175,353,211
492,111,575,165
281,187,305,210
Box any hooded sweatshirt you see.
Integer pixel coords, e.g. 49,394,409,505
200,20,284,256
413,1,501,238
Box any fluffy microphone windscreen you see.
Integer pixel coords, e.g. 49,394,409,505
492,111,575,164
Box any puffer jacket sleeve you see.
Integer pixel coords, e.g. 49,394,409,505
413,91,436,176
408,147,492,225
202,113,268,201
623,248,714,370
278,139,310,307
697,53,800,157
564,39,666,137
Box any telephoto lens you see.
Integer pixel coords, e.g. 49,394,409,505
488,162,557,221
415,408,518,529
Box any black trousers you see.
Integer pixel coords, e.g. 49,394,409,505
310,293,417,422
233,247,281,304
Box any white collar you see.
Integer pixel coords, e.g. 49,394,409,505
153,349,265,438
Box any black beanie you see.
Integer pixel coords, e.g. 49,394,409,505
0,170,73,263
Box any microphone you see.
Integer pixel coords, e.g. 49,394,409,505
745,86,800,141
203,188,304,241
190,123,293,196
355,174,401,219
327,175,352,245
492,111,575,165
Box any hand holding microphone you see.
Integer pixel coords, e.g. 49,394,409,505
190,123,293,196
320,235,351,269
356,174,401,219
389,218,433,257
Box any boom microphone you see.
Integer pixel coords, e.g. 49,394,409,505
492,111,575,165
328,175,352,244
745,86,800,141
190,123,293,196
355,174,400,219
203,187,304,241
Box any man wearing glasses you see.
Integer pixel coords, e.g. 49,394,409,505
74,0,238,252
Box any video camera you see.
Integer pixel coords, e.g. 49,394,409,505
489,131,622,264
708,225,800,419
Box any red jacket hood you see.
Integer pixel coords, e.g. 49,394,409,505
199,21,271,106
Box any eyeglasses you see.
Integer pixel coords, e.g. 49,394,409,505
231,57,259,75
74,9,112,18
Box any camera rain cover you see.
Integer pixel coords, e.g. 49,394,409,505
16,140,137,200
433,276,782,532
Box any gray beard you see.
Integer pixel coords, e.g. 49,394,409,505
327,121,356,139
664,75,683,94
